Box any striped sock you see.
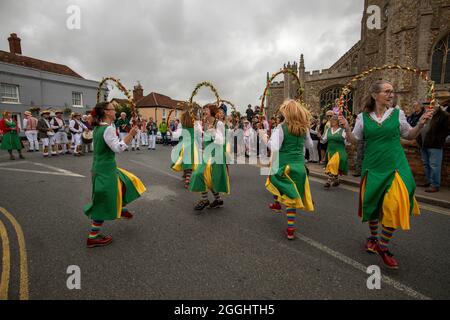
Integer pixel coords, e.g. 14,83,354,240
212,192,220,200
369,220,379,239
89,220,104,239
379,225,395,251
286,208,296,229
185,170,191,187
201,192,208,201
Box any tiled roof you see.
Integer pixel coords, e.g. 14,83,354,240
136,92,185,110
0,50,83,78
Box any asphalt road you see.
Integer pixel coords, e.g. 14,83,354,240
0,146,449,300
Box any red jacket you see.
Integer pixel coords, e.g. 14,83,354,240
0,118,19,134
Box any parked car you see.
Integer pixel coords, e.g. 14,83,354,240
156,131,172,144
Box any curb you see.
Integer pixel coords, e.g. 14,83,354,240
308,170,450,210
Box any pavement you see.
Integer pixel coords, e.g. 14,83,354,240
306,162,450,209
0,146,449,300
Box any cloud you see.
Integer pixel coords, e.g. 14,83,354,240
0,0,364,112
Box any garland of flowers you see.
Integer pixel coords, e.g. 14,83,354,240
338,65,436,117
188,81,221,120
97,77,137,119
260,68,304,117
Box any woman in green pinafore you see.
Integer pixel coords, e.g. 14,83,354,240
321,114,348,188
258,100,315,240
170,110,199,189
343,80,432,269
0,111,24,160
189,103,230,211
83,102,146,248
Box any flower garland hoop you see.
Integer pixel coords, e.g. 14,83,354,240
188,81,221,120
97,77,137,119
338,65,436,116
260,68,304,117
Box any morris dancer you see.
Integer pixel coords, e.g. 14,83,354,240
23,111,39,152
83,102,146,248
51,110,71,155
0,111,24,160
189,104,230,210
258,100,314,240
341,80,432,269
37,110,56,157
320,114,348,188
170,110,198,188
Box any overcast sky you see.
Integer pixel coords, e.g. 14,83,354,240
0,0,364,112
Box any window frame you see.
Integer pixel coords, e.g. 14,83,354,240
72,91,83,108
431,33,450,85
0,83,20,104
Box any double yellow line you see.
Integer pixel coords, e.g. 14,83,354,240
0,207,29,300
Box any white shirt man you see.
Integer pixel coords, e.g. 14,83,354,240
23,111,39,152
69,114,87,156
51,112,71,154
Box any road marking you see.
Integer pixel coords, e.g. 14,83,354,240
0,208,29,300
0,161,84,177
0,167,84,177
30,162,84,177
295,233,431,300
308,176,450,216
0,219,10,300
0,161,29,167
243,224,431,300
130,160,181,180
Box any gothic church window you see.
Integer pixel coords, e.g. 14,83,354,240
319,86,353,113
431,33,450,84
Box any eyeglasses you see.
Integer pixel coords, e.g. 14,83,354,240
381,90,394,96
105,108,115,111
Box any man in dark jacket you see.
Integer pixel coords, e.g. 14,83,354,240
407,101,425,127
417,100,450,193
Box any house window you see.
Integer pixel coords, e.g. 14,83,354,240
320,86,353,114
1,83,20,103
431,33,450,84
72,92,83,107
162,108,166,118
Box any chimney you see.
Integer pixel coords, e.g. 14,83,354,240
8,33,22,55
133,82,144,102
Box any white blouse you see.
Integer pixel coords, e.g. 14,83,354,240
352,107,412,141
211,121,225,146
321,127,346,143
267,124,313,152
102,123,128,153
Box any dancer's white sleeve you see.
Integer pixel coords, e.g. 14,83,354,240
352,113,364,141
320,128,329,143
267,124,283,152
399,109,412,138
214,121,225,146
104,125,128,153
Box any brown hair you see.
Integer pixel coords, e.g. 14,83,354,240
180,110,194,128
91,101,111,127
204,103,219,117
363,80,393,113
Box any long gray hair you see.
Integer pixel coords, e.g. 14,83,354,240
363,80,393,113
